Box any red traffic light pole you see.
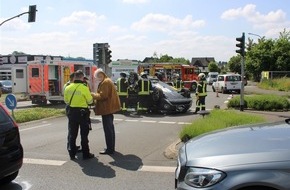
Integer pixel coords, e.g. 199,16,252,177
0,5,37,27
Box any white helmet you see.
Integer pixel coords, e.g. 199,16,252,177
198,73,205,79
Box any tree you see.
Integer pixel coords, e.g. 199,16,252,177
12,51,26,55
228,55,242,74
159,54,173,62
208,61,220,72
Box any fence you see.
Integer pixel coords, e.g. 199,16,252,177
261,71,290,80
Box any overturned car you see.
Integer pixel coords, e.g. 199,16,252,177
118,73,192,114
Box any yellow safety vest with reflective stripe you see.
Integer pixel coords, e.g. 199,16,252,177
138,79,150,95
196,81,207,97
64,81,93,108
116,78,128,96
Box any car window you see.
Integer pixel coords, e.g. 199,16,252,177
226,75,241,81
218,76,224,81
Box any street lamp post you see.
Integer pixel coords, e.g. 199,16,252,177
248,33,262,39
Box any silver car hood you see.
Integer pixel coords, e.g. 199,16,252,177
185,122,290,169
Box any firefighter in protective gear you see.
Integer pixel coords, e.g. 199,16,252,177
137,72,153,111
173,74,184,91
194,73,207,114
64,70,94,160
116,72,128,111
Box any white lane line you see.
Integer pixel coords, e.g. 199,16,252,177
158,121,176,124
177,122,191,125
138,165,175,173
140,120,157,123
125,119,139,122
23,158,66,166
19,124,51,132
114,118,124,121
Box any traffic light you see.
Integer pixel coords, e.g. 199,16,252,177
236,33,245,56
28,5,37,23
105,49,112,64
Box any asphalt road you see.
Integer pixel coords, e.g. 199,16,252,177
1,87,242,190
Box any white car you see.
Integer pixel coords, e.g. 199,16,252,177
212,74,242,94
206,72,218,85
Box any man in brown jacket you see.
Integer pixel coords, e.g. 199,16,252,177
91,68,121,155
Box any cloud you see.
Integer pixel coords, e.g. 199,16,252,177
115,34,147,41
0,17,31,31
58,11,106,32
108,25,128,33
122,0,150,4
131,13,205,32
221,4,287,27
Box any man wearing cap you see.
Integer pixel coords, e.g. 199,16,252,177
64,70,94,160
91,68,121,155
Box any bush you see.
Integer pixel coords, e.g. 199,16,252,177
227,94,290,111
179,110,265,142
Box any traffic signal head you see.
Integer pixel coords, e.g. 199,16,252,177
28,5,37,23
236,33,245,56
105,49,112,64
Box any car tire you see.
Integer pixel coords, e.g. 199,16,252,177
152,88,162,102
222,87,226,94
0,171,19,184
190,82,197,92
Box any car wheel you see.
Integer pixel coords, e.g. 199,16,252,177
152,88,161,102
0,171,19,184
222,87,226,94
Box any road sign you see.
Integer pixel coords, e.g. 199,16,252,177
5,94,17,110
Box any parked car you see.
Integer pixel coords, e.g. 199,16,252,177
150,78,192,113
175,119,290,190
212,74,242,94
0,103,23,184
206,72,218,85
0,80,12,94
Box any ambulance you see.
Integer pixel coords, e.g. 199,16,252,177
27,59,97,105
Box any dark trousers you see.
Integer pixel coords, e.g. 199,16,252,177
67,108,90,157
102,114,115,152
195,96,206,112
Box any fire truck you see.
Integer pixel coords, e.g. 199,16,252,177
27,59,97,105
139,63,200,91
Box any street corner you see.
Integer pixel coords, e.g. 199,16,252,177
164,139,182,160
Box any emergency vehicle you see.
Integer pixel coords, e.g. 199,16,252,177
27,60,97,105
140,63,200,91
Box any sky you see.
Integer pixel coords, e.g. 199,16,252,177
1,0,290,62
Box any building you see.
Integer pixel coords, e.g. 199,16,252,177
191,57,215,73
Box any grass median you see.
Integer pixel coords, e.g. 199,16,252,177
179,109,265,142
11,107,66,123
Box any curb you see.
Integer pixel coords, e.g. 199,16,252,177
164,139,182,160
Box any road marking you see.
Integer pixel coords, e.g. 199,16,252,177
141,120,157,123
20,124,51,132
23,158,66,166
177,122,191,125
158,121,176,124
114,118,124,121
138,165,175,173
125,119,139,122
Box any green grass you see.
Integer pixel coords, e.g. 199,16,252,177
228,94,290,111
179,109,265,142
10,107,65,123
258,77,290,92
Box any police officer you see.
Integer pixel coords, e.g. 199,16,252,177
174,74,184,91
64,70,94,160
137,72,153,111
116,72,128,111
194,73,207,114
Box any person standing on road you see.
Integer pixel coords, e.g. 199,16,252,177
194,73,207,114
64,70,94,160
91,68,121,155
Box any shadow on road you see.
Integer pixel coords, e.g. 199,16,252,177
109,151,143,171
73,157,116,178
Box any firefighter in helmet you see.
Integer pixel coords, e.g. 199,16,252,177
116,72,128,111
194,73,207,114
137,72,153,111
173,73,184,91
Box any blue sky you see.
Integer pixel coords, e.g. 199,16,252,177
1,0,289,62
